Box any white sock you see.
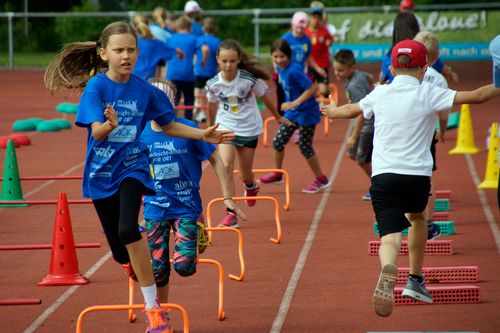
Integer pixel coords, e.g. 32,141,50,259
141,284,158,310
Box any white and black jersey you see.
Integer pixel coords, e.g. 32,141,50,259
206,69,268,137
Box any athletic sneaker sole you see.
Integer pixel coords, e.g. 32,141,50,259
372,264,398,317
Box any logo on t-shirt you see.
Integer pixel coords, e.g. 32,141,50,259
93,145,115,159
108,125,137,142
154,162,179,180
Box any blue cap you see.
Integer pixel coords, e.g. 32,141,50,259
489,35,500,88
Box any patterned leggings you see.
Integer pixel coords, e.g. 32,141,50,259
146,217,201,287
272,123,316,158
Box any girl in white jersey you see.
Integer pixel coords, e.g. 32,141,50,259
206,39,291,227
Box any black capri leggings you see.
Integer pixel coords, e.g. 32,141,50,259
272,123,316,159
92,177,147,264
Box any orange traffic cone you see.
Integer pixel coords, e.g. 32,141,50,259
38,192,89,286
449,104,481,154
478,122,499,189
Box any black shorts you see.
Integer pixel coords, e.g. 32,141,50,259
195,76,212,89
370,173,431,237
307,67,329,85
231,135,259,149
430,136,438,171
348,130,373,164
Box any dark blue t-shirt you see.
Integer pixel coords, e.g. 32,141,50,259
195,33,221,78
133,36,176,80
166,32,198,82
277,62,320,126
140,118,216,220
76,73,175,199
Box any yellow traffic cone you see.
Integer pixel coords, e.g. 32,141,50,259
449,104,481,154
478,122,499,189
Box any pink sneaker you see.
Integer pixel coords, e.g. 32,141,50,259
258,172,283,185
302,175,331,194
244,185,260,207
217,212,239,228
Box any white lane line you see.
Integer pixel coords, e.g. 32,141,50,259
464,154,500,254
270,126,350,333
23,251,113,333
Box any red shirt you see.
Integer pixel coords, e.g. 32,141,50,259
305,25,333,68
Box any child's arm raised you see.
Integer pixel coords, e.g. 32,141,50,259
454,84,500,105
281,84,318,111
90,105,118,141
320,102,362,119
208,151,247,220
161,121,235,143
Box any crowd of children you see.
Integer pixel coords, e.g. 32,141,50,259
43,0,500,331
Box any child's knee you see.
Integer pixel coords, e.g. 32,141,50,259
300,145,315,159
174,260,197,277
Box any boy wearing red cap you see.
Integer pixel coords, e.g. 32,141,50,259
321,39,500,317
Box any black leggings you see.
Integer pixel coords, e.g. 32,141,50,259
92,178,147,264
272,123,316,159
173,80,195,120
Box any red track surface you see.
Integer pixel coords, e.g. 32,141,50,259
0,63,499,333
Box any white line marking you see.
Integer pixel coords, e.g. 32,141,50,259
464,154,500,254
23,251,113,333
270,126,350,333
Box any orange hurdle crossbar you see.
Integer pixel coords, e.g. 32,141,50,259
128,258,225,321
233,168,290,211
206,196,282,244
75,303,189,333
205,227,245,281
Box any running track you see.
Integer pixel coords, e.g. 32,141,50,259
0,62,499,333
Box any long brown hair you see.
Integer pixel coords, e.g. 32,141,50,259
217,39,269,80
44,21,137,93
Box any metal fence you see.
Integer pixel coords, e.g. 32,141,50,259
1,3,499,70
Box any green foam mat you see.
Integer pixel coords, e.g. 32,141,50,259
373,221,455,236
435,198,451,212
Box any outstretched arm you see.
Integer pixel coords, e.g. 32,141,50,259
281,84,318,111
261,94,293,126
208,152,247,220
161,121,235,143
454,84,500,105
320,102,362,119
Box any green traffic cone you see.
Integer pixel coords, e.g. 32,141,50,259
0,140,27,207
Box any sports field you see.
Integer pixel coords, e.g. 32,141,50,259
0,60,499,332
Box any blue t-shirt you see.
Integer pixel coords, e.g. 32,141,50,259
140,118,216,220
133,36,176,80
149,23,171,43
381,52,445,84
281,31,311,70
195,33,221,78
166,32,198,82
277,62,320,126
76,73,175,199
191,20,204,37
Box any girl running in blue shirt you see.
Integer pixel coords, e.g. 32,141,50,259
44,21,234,333
140,78,245,309
259,38,330,194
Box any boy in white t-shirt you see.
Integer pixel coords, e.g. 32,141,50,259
321,39,500,317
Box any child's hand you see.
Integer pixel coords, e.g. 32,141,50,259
104,105,118,129
328,93,337,107
223,199,247,220
176,48,185,60
277,116,293,126
202,123,235,143
320,104,337,118
281,101,298,111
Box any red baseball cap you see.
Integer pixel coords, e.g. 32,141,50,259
391,39,428,68
400,0,415,11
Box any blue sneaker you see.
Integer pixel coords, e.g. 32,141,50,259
402,275,433,303
362,192,371,201
427,223,441,240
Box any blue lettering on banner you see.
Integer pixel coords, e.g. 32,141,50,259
332,42,491,62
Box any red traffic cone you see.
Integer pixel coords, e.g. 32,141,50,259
38,192,89,286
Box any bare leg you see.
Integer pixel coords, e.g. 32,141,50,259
306,154,324,178
157,284,169,304
407,212,427,276
236,147,256,184
378,232,402,268
125,239,155,286
217,144,237,198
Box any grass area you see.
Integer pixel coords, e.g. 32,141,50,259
0,51,56,68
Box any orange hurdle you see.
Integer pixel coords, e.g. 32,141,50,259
205,227,246,281
233,168,290,211
128,258,226,321
206,196,282,244
76,303,189,333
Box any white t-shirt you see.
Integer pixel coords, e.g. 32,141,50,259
423,66,448,89
206,69,268,137
359,75,456,177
